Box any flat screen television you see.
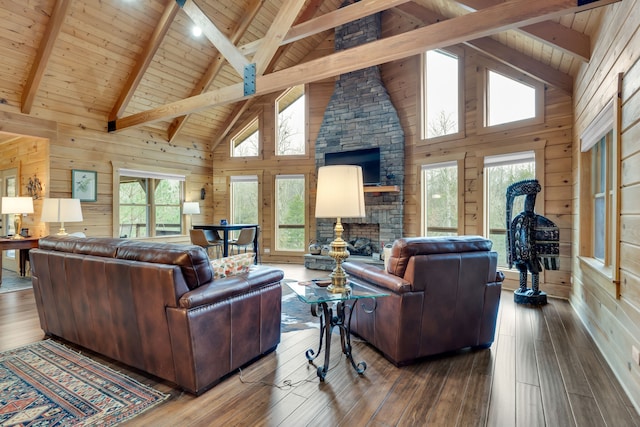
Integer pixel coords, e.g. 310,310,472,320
324,147,381,186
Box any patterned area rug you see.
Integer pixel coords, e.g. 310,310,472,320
281,279,318,333
0,340,168,426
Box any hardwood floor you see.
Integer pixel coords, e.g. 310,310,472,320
1,264,638,426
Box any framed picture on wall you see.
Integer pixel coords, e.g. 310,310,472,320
71,169,97,202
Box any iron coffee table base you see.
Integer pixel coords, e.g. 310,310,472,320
304,299,366,381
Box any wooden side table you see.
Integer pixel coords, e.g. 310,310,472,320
0,237,39,285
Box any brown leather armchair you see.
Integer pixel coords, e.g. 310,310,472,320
343,236,504,366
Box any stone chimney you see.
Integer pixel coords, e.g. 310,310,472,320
315,2,405,251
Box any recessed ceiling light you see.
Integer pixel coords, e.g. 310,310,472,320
192,26,202,37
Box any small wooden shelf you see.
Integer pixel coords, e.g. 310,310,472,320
364,185,400,194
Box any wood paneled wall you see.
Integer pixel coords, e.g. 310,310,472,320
0,111,213,243
572,0,640,411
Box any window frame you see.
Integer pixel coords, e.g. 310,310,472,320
476,140,546,280
579,96,620,287
229,174,260,239
111,162,189,239
275,85,308,157
273,173,307,253
419,153,465,236
419,47,465,144
230,116,260,158
476,58,544,135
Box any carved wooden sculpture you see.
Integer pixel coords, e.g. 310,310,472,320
506,179,560,305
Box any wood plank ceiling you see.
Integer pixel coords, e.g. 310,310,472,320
0,0,618,146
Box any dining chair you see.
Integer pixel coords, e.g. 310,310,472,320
228,227,256,256
190,229,223,258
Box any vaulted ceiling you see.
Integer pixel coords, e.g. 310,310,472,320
0,0,618,147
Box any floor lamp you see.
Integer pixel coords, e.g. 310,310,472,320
183,201,200,230
41,198,83,235
315,165,366,293
1,197,34,239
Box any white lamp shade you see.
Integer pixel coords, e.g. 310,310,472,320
41,198,83,223
1,196,34,214
315,165,366,218
183,201,200,215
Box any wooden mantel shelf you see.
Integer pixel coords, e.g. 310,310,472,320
364,185,400,194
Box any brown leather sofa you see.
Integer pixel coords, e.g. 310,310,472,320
29,235,283,395
343,236,504,366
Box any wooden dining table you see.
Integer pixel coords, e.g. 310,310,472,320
193,224,259,260
0,237,39,285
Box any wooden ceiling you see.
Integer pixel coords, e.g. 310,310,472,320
0,0,618,146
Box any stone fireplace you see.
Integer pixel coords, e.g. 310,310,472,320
313,1,405,255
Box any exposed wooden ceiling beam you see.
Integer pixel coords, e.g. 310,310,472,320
210,0,324,148
396,2,573,92
239,0,412,56
109,0,180,121
167,0,265,143
21,0,72,114
456,0,591,61
252,0,307,75
519,20,590,61
209,0,326,148
211,100,256,149
179,0,249,76
109,0,619,133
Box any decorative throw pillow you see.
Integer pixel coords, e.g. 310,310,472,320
210,252,255,279
234,252,255,273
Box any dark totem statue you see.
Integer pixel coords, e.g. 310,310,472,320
506,179,560,305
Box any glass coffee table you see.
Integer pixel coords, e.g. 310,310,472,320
286,280,389,381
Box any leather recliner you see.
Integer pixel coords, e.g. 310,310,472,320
343,235,504,366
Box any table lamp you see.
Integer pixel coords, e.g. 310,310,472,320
183,201,200,229
315,165,366,293
41,198,83,235
1,197,34,240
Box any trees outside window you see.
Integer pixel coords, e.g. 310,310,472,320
276,86,305,156
119,174,183,238
423,49,463,140
230,175,259,239
421,161,459,236
231,118,259,157
484,151,535,267
275,175,305,251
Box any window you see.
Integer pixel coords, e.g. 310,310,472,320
580,98,617,273
479,62,544,132
117,169,184,238
231,118,259,157
275,175,305,251
421,161,460,236
276,86,306,156
422,49,463,140
1,172,17,236
230,175,259,239
592,136,613,261
484,151,536,267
